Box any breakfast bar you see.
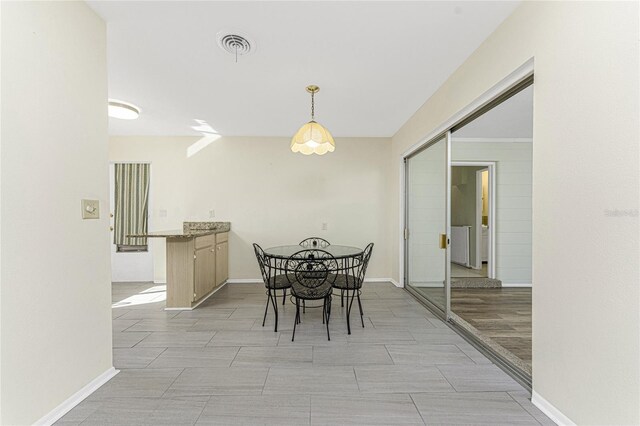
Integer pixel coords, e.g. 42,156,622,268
131,221,230,309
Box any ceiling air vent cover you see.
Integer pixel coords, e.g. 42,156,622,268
217,31,254,61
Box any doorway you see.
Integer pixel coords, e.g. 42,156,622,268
450,162,496,284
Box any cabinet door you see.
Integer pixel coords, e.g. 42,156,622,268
194,245,215,300
215,241,229,286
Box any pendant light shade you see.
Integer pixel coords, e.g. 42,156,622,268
291,85,335,155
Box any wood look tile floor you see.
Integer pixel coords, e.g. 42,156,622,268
451,288,532,367
56,282,550,425
413,287,532,370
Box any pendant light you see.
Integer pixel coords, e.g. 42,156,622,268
291,85,335,155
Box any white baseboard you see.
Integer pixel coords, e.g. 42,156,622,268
35,367,119,426
502,283,532,287
364,278,400,287
153,280,167,284
531,390,575,426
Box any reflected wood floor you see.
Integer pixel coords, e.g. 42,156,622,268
56,282,548,425
451,288,532,367
411,287,532,369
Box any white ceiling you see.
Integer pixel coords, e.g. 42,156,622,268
454,85,533,138
88,1,520,137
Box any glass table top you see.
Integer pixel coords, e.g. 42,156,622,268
264,245,363,259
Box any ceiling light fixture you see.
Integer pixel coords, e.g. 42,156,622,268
108,99,140,120
291,85,335,156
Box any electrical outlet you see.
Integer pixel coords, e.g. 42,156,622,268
159,209,168,218
321,222,328,231
81,199,100,219
209,209,215,219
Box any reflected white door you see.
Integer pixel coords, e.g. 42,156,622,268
405,134,450,316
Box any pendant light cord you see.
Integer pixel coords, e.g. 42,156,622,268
311,90,315,121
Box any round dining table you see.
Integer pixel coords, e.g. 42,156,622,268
263,244,363,259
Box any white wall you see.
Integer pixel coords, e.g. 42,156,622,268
1,2,112,424
452,140,532,284
391,2,639,424
109,136,392,282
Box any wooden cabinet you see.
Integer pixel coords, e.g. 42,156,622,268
194,242,216,301
166,231,229,309
215,241,228,286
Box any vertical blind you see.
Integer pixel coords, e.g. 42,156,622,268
114,163,150,246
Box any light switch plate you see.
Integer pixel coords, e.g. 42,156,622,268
81,199,100,219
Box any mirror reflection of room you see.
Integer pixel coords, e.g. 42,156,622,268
450,84,533,375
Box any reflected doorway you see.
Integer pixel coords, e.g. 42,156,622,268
450,163,499,289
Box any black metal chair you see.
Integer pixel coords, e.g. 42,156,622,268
332,243,374,334
299,237,330,249
286,249,337,341
253,243,292,332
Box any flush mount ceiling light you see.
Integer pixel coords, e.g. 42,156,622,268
291,85,335,156
108,99,140,120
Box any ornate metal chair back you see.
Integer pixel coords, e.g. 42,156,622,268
286,249,338,291
356,243,374,285
253,243,285,288
299,237,331,249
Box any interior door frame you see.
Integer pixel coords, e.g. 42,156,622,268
451,161,496,279
403,131,452,319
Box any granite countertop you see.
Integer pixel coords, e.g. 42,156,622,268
129,221,230,239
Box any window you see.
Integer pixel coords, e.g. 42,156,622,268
114,163,150,252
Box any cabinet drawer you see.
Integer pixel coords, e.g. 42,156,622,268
195,234,216,249
216,232,228,243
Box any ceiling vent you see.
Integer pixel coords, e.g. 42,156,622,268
216,31,254,61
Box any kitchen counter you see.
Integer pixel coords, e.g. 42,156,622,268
129,228,224,239
127,221,231,309
129,221,230,239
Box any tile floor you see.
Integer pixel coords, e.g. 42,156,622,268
56,282,552,425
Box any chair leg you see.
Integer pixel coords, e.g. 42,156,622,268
303,300,306,314
341,289,344,307
324,297,331,341
347,290,356,334
292,298,299,342
282,288,287,305
357,292,365,328
262,291,270,327
269,290,279,332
